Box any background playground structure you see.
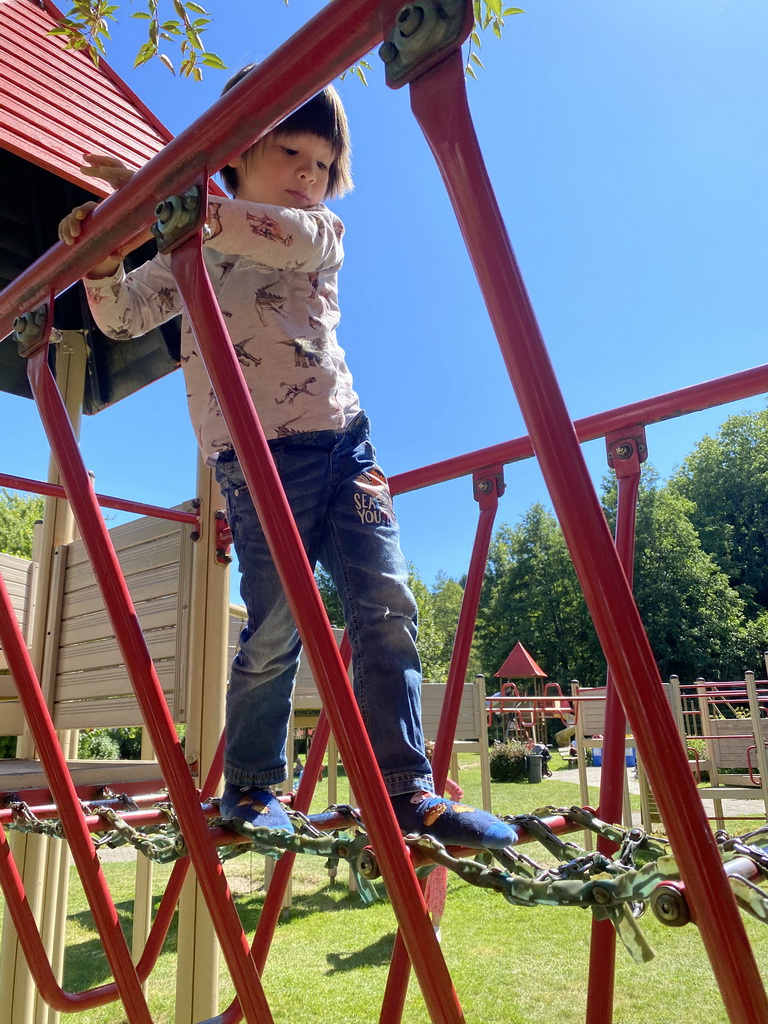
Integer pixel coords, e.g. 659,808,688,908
1,1,768,1023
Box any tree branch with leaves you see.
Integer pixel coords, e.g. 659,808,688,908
49,1,522,81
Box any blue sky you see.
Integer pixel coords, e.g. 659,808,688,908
3,0,767,596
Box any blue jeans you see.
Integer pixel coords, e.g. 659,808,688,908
215,412,434,798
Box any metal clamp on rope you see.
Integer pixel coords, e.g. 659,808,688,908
152,185,209,253
379,0,474,88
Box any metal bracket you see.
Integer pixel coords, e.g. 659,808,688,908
379,0,474,89
152,185,208,253
605,426,648,478
214,509,233,565
12,303,54,358
473,467,505,505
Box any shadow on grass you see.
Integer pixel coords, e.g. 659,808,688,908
63,894,179,992
325,932,396,973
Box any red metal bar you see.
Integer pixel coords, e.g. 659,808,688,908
24,342,274,1024
0,0,405,340
170,233,465,1024
380,467,502,1024
389,362,768,496
410,49,768,1024
587,430,644,1023
0,471,199,524
0,568,152,1018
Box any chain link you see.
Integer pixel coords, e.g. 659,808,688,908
9,797,768,957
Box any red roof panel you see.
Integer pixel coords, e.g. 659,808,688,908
494,642,548,679
0,0,173,196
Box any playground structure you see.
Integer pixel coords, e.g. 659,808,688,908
1,0,768,1022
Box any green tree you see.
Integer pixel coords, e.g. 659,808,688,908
603,474,760,681
408,564,445,682
475,504,602,688
0,490,44,558
314,565,344,627
670,410,768,614
431,571,483,682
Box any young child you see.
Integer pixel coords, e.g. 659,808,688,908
59,67,515,852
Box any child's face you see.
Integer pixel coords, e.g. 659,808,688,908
231,131,334,208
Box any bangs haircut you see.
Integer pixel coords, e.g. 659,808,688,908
220,65,353,200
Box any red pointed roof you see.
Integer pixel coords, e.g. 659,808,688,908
494,642,548,679
0,0,173,196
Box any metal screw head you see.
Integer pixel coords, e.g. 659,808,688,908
155,200,173,223
379,40,399,64
12,315,26,335
397,4,424,37
591,885,612,906
183,192,200,212
357,848,381,879
650,884,690,927
614,443,633,460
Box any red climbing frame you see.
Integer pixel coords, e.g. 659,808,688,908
1,1,768,1021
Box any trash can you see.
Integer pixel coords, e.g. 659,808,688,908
526,753,543,784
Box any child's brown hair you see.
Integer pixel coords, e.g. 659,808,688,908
220,65,353,200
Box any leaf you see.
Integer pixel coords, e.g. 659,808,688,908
471,30,481,47
466,64,478,80
159,51,176,73
186,1,209,12
201,52,227,69
503,7,525,13
134,40,157,67
470,51,484,67
353,64,368,86
485,0,503,15
131,10,152,17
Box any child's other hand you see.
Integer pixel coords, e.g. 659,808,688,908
58,154,150,278
80,153,135,190
58,201,99,247
58,202,127,279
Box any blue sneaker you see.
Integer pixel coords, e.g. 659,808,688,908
219,782,294,833
390,791,515,850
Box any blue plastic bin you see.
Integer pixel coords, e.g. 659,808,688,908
592,748,635,767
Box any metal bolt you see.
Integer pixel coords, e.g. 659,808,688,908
357,848,381,879
614,443,633,460
397,4,424,37
650,885,690,927
183,192,200,212
379,40,399,64
155,200,174,222
591,885,612,906
477,479,493,493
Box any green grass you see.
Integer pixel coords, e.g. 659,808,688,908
4,753,768,1023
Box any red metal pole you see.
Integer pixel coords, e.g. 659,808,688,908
0,471,198,524
586,430,644,1024
389,362,768,497
170,236,465,1024
0,570,152,1020
24,343,275,1024
410,50,768,1024
380,468,502,1023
